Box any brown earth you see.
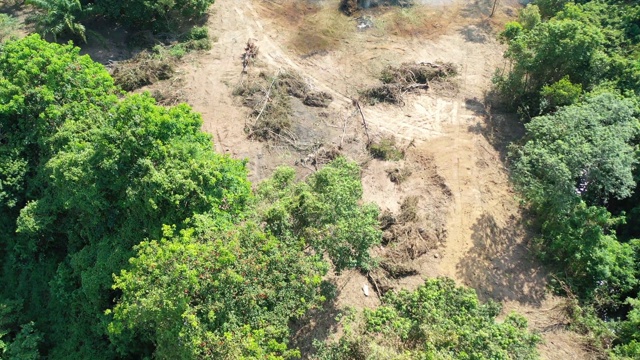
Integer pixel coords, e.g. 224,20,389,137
143,0,593,358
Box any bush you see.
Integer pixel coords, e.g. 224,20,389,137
315,278,541,360
368,137,404,161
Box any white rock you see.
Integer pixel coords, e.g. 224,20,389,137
363,284,370,297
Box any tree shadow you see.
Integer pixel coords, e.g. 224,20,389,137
456,212,547,306
459,0,495,19
289,280,342,359
0,0,25,15
78,12,211,65
459,24,488,43
465,95,525,163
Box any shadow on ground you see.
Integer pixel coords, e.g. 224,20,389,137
465,96,525,163
456,212,547,306
289,281,342,359
459,23,491,43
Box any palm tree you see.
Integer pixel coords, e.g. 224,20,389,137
26,0,87,42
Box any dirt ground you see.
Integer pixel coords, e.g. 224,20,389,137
144,0,592,358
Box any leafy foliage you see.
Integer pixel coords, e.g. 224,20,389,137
511,93,638,207
500,1,640,355
27,0,88,42
25,0,215,40
109,223,327,359
0,35,384,359
315,278,541,360
91,0,215,30
256,158,382,272
0,35,251,358
510,92,640,304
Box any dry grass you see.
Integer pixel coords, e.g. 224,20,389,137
374,5,460,38
289,8,352,55
261,0,352,55
234,71,293,141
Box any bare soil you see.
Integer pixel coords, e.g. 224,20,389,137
142,0,593,358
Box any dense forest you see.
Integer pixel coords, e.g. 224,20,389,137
2,0,640,359
497,0,640,357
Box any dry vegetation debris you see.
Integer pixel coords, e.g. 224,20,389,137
361,62,458,105
110,51,175,91
235,70,334,142
340,0,415,16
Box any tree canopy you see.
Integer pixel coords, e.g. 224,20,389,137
0,34,387,359
500,1,640,357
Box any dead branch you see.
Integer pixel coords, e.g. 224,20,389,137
354,100,371,145
339,116,348,150
254,69,281,124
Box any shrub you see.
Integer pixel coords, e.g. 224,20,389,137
315,278,541,360
368,137,404,161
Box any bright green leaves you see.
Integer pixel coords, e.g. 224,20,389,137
109,222,327,359
496,13,604,108
511,93,639,208
0,34,383,360
498,1,640,113
256,157,381,272
316,278,540,360
540,75,583,110
509,93,640,303
0,34,115,211
0,35,251,359
108,157,381,359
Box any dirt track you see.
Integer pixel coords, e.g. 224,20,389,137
174,0,591,358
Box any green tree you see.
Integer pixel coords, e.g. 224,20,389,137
0,35,251,358
109,223,327,359
540,75,582,110
613,294,640,358
510,92,640,304
519,4,542,30
26,0,88,42
90,0,215,30
495,13,605,110
256,158,381,272
510,92,638,208
0,35,382,359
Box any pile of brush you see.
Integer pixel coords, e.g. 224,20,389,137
361,61,458,105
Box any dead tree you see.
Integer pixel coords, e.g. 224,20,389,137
242,40,259,73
